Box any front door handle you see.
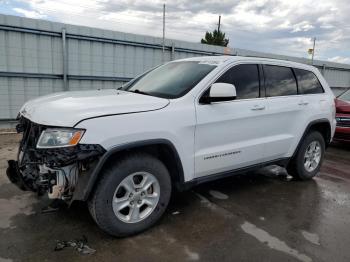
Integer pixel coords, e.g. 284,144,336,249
251,105,266,111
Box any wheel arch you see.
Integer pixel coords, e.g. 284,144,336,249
74,139,185,202
293,118,331,158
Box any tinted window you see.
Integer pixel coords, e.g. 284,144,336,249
264,65,297,97
121,61,216,99
216,64,260,99
294,69,324,94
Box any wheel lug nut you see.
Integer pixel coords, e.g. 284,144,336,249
130,201,134,205
137,200,142,204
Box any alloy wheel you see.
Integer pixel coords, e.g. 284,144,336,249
112,172,160,223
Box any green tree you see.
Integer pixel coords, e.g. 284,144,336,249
201,29,229,47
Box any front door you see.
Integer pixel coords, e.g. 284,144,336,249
194,64,269,177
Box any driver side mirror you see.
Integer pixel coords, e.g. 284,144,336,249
200,83,237,104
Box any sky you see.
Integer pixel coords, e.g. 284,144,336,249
1,0,350,64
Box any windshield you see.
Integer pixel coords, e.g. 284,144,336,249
121,61,216,99
338,89,350,101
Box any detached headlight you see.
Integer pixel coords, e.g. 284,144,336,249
37,128,85,148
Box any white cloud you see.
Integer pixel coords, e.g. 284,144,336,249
328,56,350,64
4,0,350,63
13,7,46,19
291,21,314,33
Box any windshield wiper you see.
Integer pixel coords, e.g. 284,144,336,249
131,89,151,96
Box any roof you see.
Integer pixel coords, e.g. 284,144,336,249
175,55,316,70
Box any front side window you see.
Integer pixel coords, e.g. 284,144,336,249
294,68,324,94
264,65,297,97
216,64,260,99
121,61,216,99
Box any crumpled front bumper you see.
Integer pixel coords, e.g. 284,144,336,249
7,116,106,201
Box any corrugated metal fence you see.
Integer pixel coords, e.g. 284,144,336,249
0,14,227,120
1,14,350,121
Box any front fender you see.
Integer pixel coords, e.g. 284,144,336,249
72,139,185,202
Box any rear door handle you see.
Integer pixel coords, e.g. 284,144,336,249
251,105,266,111
298,101,309,106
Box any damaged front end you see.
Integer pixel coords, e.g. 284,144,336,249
6,117,105,202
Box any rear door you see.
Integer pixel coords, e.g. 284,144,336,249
263,65,308,161
194,63,269,177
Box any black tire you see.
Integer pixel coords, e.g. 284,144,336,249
88,153,172,237
287,131,325,180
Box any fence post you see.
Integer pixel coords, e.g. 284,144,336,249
62,28,68,91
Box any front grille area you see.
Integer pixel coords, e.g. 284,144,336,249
336,117,350,127
10,116,106,199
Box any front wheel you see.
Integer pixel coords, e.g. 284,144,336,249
287,131,325,180
88,153,172,237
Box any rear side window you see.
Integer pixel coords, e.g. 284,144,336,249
264,65,297,97
216,64,260,99
294,68,324,94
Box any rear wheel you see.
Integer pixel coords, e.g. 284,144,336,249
287,131,325,180
88,153,172,237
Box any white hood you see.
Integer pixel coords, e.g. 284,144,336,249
19,89,169,127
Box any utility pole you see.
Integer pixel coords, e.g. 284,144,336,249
62,28,68,91
217,15,221,32
311,37,316,65
162,3,165,61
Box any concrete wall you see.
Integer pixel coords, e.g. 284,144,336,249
1,14,350,121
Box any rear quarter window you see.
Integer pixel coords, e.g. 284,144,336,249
294,68,324,94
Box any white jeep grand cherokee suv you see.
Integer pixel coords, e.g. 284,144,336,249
7,56,336,236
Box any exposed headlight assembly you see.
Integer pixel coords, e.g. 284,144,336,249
37,128,85,148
